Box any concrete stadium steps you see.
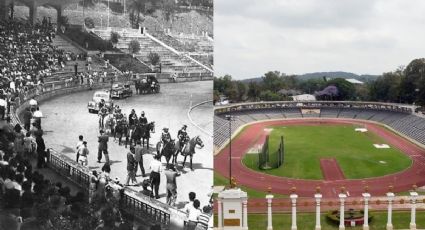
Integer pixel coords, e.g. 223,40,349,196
52,35,112,74
337,109,359,119
52,35,84,54
283,108,302,118
93,30,210,73
355,110,377,120
319,108,340,118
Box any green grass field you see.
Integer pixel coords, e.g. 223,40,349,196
242,125,412,180
214,211,425,229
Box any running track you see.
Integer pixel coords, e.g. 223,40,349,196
214,119,425,198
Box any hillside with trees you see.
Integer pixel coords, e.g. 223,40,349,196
215,58,425,106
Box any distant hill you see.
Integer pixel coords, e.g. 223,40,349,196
299,72,379,82
241,71,380,83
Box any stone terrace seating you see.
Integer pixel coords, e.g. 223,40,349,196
320,108,340,118
337,108,359,119
282,108,302,118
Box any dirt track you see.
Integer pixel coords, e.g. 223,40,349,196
214,119,425,198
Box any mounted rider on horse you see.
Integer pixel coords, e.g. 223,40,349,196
177,125,189,151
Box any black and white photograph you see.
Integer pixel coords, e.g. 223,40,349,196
0,0,213,229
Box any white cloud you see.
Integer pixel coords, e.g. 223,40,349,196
214,0,425,79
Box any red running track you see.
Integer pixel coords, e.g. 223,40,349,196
320,158,345,180
214,119,425,198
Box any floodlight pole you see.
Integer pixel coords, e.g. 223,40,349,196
226,115,233,186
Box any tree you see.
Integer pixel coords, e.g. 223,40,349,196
325,78,355,100
128,0,158,28
247,81,261,101
110,31,120,46
259,90,281,101
128,40,141,56
235,81,247,101
161,0,177,24
262,71,284,93
148,52,160,66
404,58,425,105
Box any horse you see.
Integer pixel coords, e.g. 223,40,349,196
130,123,143,147
140,121,155,148
175,135,204,171
114,119,129,147
156,139,176,169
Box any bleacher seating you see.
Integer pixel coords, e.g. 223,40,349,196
214,105,425,149
92,29,211,74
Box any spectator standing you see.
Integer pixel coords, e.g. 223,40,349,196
78,141,89,166
35,133,46,168
165,164,179,206
22,108,32,131
186,200,202,230
75,135,84,162
134,141,145,177
0,96,7,119
97,130,109,164
23,132,35,159
89,171,99,203
149,154,162,199
183,192,196,213
125,146,137,186
29,98,37,112
32,107,43,129
195,206,211,230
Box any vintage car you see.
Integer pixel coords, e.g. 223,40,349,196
134,75,160,94
110,82,133,99
88,90,113,113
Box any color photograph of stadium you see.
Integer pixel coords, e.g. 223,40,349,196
213,0,425,229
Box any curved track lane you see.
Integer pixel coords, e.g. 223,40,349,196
214,119,425,198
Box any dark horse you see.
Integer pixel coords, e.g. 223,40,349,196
156,140,176,169
130,122,154,147
174,136,204,170
140,122,155,148
114,119,129,148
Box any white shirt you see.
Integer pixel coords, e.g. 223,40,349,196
29,99,37,106
0,99,6,107
76,140,84,151
187,206,201,222
33,110,43,118
149,159,162,173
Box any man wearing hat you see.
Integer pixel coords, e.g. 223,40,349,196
128,109,138,127
159,127,171,154
97,129,109,164
125,146,138,186
177,125,189,150
139,111,147,125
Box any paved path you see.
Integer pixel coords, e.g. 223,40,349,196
40,81,213,208
320,158,345,181
214,119,425,198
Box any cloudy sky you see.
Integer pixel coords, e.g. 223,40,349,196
214,0,425,79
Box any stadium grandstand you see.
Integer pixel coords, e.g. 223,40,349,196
0,0,213,229
214,101,425,149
